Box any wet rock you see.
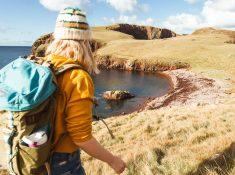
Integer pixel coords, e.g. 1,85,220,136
106,24,177,40
103,90,135,100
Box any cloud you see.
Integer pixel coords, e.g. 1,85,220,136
163,13,203,33
106,0,137,13
18,40,33,45
0,39,32,46
103,15,155,26
0,25,13,33
202,0,235,28
105,0,149,13
163,0,235,33
39,0,90,11
184,0,199,4
103,0,152,26
0,26,7,33
139,3,149,13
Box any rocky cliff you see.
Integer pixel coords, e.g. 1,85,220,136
106,24,177,40
31,33,53,57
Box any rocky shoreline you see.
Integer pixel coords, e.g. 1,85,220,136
146,69,229,109
31,31,227,115
89,49,227,116
96,63,228,116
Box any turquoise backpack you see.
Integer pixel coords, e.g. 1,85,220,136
0,56,114,174
0,56,83,175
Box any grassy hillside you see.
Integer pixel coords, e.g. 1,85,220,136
92,26,134,43
82,27,235,175
94,27,235,81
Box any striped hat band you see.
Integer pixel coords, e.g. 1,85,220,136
56,21,89,30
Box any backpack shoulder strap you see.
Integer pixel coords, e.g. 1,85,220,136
55,64,88,76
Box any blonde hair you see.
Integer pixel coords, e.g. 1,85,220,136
46,39,99,74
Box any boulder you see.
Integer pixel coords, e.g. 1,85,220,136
103,90,135,100
106,24,177,40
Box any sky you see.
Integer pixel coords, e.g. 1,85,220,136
0,0,234,46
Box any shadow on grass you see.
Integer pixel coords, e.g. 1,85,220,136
188,142,235,175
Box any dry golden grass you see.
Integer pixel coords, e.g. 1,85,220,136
92,26,134,44
82,97,235,175
81,27,235,175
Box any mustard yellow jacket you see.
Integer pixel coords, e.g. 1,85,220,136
47,54,94,153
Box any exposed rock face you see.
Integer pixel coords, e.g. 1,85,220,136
32,33,54,57
32,33,103,57
96,56,190,72
103,90,135,100
106,24,177,40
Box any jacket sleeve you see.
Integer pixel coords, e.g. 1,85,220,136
64,70,94,143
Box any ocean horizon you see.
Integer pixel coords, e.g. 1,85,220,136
0,46,32,69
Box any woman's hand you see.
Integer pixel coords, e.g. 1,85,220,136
108,156,126,174
76,137,126,174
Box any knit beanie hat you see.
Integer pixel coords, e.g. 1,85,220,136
54,7,91,40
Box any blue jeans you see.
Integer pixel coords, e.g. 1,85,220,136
50,150,86,175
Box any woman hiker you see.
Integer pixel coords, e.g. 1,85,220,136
45,7,126,175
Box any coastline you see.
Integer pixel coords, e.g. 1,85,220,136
95,60,229,117
0,26,233,175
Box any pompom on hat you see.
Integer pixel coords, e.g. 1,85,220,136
54,7,91,40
